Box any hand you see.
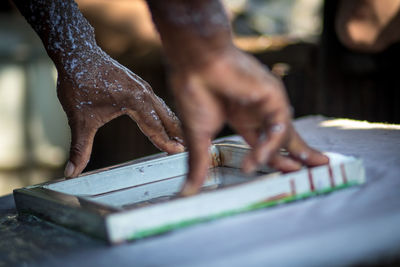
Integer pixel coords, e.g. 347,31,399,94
170,47,329,196
57,52,184,178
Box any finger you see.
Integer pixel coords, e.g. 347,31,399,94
233,128,265,173
152,95,185,146
242,121,288,173
287,128,329,167
268,154,302,173
236,127,302,173
181,131,212,197
239,85,290,173
127,109,185,154
171,75,224,196
234,127,259,147
65,122,96,178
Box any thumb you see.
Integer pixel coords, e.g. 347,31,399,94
64,123,96,178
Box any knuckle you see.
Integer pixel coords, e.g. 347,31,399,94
70,142,86,159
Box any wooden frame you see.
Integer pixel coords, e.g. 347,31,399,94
13,141,365,244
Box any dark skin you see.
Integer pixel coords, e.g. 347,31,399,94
12,0,184,177
13,0,328,195
147,0,329,196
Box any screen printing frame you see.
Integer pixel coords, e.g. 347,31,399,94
13,141,365,244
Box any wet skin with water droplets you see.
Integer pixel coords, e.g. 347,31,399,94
12,0,185,177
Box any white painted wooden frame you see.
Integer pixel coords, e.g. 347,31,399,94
13,141,365,244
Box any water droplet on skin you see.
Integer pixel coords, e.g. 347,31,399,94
150,110,159,121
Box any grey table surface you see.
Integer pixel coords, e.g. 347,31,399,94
1,116,400,267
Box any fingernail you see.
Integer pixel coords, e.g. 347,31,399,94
318,154,330,165
172,136,185,145
176,143,185,153
243,160,257,174
64,161,75,178
181,182,197,197
284,160,302,172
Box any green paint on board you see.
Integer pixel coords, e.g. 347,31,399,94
128,181,361,240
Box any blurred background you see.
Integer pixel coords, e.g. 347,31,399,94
0,0,399,196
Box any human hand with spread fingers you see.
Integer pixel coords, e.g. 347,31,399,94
147,0,329,196
13,0,184,177
57,55,184,177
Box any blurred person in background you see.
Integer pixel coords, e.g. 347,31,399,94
336,0,400,53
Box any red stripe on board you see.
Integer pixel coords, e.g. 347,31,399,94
308,169,315,191
328,165,335,187
290,179,296,195
340,164,348,184
264,193,291,202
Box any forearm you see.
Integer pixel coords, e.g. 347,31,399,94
146,0,234,70
12,0,101,71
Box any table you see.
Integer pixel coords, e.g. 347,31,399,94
1,116,400,266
